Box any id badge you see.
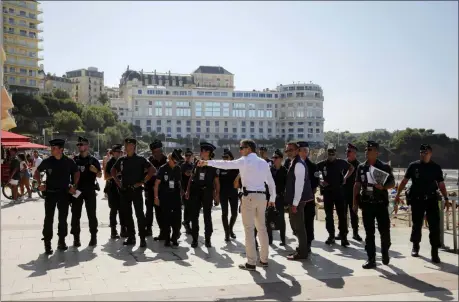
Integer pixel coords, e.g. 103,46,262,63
199,173,205,181
169,181,175,189
367,187,373,192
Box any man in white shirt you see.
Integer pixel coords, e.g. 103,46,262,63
32,150,43,177
197,139,276,271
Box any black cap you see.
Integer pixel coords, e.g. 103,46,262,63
149,139,162,150
77,136,89,144
259,147,267,152
347,143,358,151
200,142,216,152
223,148,234,159
366,140,379,149
177,149,183,155
327,144,336,152
49,139,65,148
420,144,432,152
171,149,184,162
124,138,137,145
272,149,283,158
297,141,309,148
111,144,122,152
184,148,193,155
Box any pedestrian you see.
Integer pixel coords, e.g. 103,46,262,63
317,145,355,246
70,137,102,247
267,149,288,246
344,143,363,241
218,149,240,242
7,147,21,202
284,142,314,260
353,140,395,269
31,150,43,180
146,140,167,240
297,141,320,252
181,148,194,235
153,149,184,247
185,142,220,248
111,138,156,247
104,144,127,239
395,144,449,263
18,153,32,199
35,139,80,254
197,139,276,271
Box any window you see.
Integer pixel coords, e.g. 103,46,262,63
148,108,153,116
146,127,151,132
155,101,162,106
147,90,154,95
298,128,304,133
233,110,245,118
288,128,294,133
196,127,201,133
257,110,264,118
308,128,314,133
155,108,163,116
165,108,172,116
195,102,202,117
177,120,181,125
232,128,237,133
173,91,179,95
177,108,191,116
206,128,210,133
215,121,219,126
241,121,246,127
221,92,228,96
196,121,201,126
249,110,256,118
298,134,304,139
156,120,161,125
165,101,172,107
206,121,210,126
268,121,272,126
205,92,212,96
186,127,191,133
316,128,321,133
234,92,243,97
268,129,272,133
259,93,265,98
180,91,188,96
177,127,181,133
259,121,264,126
215,127,220,133
266,110,273,118
186,120,191,126
167,127,172,133
166,120,172,125
156,90,164,95
250,121,255,127
156,127,161,132
316,122,320,126
213,92,220,97
177,101,190,107
197,91,205,96
233,103,245,109
222,103,230,117
251,93,258,98
297,111,304,118
298,122,304,125
259,128,263,133
224,128,228,133
204,102,221,117
135,120,140,126
241,128,246,133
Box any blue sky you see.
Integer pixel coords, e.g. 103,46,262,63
41,1,458,138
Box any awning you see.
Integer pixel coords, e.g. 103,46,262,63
1,141,48,149
1,130,30,142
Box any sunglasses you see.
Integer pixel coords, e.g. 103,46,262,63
185,154,192,157
284,149,294,153
239,146,248,150
272,156,280,160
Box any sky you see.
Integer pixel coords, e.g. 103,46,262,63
41,1,458,138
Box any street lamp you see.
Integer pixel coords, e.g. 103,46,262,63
333,128,340,147
97,129,105,155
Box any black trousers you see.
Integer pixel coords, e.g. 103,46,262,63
190,187,214,240
108,184,125,228
70,190,98,236
361,202,391,259
410,197,440,248
304,200,316,245
183,194,191,224
220,188,239,236
323,189,348,237
161,192,182,242
121,187,146,238
267,199,286,244
42,192,70,241
289,202,308,256
344,190,359,232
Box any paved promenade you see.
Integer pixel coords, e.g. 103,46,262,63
1,180,458,301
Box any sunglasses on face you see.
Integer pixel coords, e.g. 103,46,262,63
239,146,248,150
365,148,375,152
328,153,336,156
420,151,428,155
272,156,280,160
284,149,294,153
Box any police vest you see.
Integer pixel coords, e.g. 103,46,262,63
284,155,314,205
192,166,216,189
357,161,389,204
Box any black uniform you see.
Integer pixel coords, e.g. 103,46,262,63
218,168,239,240
38,154,78,251
356,157,395,267
304,157,319,247
113,154,152,241
268,165,287,244
317,158,349,241
145,154,167,238
105,156,126,235
344,159,361,234
156,162,182,245
71,154,100,243
181,160,194,230
405,159,443,250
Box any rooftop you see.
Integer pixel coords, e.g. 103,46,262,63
193,66,233,75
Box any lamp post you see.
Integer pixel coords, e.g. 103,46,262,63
333,128,340,148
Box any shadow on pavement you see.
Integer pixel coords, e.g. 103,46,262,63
418,255,459,275
101,238,136,266
17,245,97,277
1,197,40,209
193,245,234,268
351,240,406,259
377,264,456,301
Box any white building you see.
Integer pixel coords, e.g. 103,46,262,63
111,66,325,146
66,67,104,104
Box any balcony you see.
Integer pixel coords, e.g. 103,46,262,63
5,69,39,77
4,1,42,13
3,38,43,51
3,10,44,22
4,31,44,41
5,50,43,60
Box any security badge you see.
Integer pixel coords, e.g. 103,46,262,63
79,166,85,172
414,168,419,179
323,166,327,177
199,172,206,180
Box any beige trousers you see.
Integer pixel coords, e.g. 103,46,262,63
241,193,269,265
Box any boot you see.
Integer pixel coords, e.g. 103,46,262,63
139,237,147,248
191,238,198,248
88,234,97,247
362,258,376,269
222,216,230,242
73,235,81,247
341,237,350,247
123,237,136,246
431,247,441,264
382,249,390,265
352,231,362,242
43,238,53,255
111,227,120,239
411,243,420,257
325,236,335,245
229,216,237,239
145,226,153,237
57,238,68,251
205,236,212,248
120,226,128,238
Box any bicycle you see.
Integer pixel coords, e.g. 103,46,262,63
2,172,45,200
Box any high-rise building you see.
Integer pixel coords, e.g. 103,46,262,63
2,0,43,95
66,67,104,104
43,74,73,94
111,66,325,146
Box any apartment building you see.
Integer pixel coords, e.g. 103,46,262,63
2,0,43,94
66,67,104,104
1,45,16,131
111,66,325,146
43,74,73,94
104,86,119,98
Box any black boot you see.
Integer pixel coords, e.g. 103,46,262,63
191,238,198,248
223,216,230,242
145,226,153,237
205,236,212,248
341,237,350,247
362,258,376,269
120,226,128,238
57,238,68,251
88,234,97,247
73,235,81,247
431,247,441,264
325,236,335,245
139,237,147,248
123,237,136,246
382,249,390,265
111,227,120,239
352,231,362,242
411,243,420,257
43,238,53,255
335,234,342,240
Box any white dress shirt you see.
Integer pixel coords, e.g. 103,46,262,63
32,156,43,176
207,153,276,203
293,162,306,206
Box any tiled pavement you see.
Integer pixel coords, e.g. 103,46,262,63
1,180,458,301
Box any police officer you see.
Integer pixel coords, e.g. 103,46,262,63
111,138,156,247
105,144,127,239
71,137,102,247
259,147,273,166
181,148,194,234
145,140,167,240
218,149,240,242
344,143,362,241
353,141,395,269
395,144,448,263
185,142,220,248
297,141,319,252
35,139,80,254
317,145,355,246
154,149,184,247
268,149,288,246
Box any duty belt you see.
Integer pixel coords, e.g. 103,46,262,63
361,195,384,204
121,185,141,191
243,187,266,196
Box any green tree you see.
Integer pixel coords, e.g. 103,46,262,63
104,126,123,146
53,111,83,134
82,105,117,131
52,89,71,100
98,93,110,106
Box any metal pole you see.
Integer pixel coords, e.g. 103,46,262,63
452,200,457,252
440,199,445,248
97,128,100,154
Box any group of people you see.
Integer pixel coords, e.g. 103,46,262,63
32,135,450,271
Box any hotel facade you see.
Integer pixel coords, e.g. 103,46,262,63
110,66,325,146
